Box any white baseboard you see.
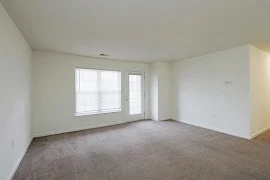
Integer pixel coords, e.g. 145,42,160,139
34,121,126,138
8,136,33,180
173,119,250,140
250,125,270,139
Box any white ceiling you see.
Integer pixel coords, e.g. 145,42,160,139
1,0,270,63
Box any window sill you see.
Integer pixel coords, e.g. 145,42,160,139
75,110,121,117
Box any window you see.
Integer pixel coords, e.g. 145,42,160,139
75,68,121,116
129,74,142,115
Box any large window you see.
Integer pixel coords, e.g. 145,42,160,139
75,68,121,116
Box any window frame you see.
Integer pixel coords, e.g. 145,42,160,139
75,67,122,117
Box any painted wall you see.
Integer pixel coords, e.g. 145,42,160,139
150,62,159,121
150,62,172,121
0,3,32,180
250,46,270,138
32,50,150,137
172,46,251,139
158,62,172,120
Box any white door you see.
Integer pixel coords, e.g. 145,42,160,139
124,72,145,122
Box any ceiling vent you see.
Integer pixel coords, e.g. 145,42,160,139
100,54,109,57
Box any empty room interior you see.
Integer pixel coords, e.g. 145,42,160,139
2,0,270,180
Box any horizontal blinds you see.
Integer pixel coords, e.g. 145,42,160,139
76,68,121,115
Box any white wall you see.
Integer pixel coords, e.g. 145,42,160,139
0,3,32,180
250,45,270,138
150,62,172,121
150,62,159,121
172,46,251,139
32,50,150,137
158,62,172,120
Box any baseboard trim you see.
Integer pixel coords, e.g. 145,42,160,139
34,121,127,138
172,119,250,140
250,125,270,139
8,136,33,180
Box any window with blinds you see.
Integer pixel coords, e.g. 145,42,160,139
75,68,121,116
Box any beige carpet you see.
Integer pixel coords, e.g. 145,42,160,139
13,120,270,180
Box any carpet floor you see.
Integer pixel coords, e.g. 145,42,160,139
254,129,270,142
12,120,270,180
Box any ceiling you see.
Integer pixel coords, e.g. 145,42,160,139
1,0,270,63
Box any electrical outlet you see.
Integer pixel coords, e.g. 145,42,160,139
11,140,15,149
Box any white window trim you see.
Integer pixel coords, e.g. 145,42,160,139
75,109,121,117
